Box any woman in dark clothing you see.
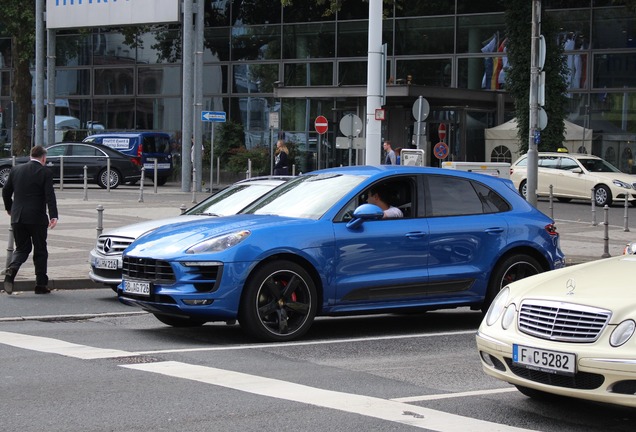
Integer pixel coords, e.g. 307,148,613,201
274,139,290,175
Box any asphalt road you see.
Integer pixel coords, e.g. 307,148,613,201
1,289,635,432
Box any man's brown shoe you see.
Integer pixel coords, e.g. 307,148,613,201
4,267,16,295
34,286,51,294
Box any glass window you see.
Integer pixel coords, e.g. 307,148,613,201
136,97,182,132
559,157,579,170
205,27,231,62
592,7,636,49
232,63,279,93
427,176,486,216
71,144,100,157
0,71,11,96
283,22,335,59
338,61,367,85
232,1,281,24
208,0,230,26
0,38,12,68
473,181,511,213
588,91,636,134
203,65,228,94
94,68,134,95
138,66,181,96
458,57,508,90
92,98,135,129
46,145,67,157
56,69,91,96
594,53,636,88
284,63,333,86
545,0,592,8
394,17,454,55
283,3,333,23
457,15,506,53
457,0,505,14
337,0,371,20
395,1,454,17
56,33,92,66
231,25,281,61
396,59,452,87
337,21,369,57
136,28,181,64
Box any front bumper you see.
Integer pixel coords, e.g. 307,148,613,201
476,330,636,408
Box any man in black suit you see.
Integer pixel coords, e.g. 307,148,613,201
3,145,59,294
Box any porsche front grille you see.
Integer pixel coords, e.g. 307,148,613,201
122,256,175,283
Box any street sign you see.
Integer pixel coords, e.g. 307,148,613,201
438,123,446,141
433,142,449,160
339,113,363,137
201,111,226,122
315,115,328,135
269,112,279,129
412,97,430,121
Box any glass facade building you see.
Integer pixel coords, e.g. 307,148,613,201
0,0,634,172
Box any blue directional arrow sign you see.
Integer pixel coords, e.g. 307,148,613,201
201,111,226,122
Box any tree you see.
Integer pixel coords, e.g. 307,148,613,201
504,0,568,153
0,1,35,156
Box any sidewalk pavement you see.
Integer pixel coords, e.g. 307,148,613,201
1,182,634,293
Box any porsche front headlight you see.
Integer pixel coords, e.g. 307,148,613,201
485,287,510,327
186,230,251,254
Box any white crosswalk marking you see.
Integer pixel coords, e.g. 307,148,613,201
0,330,538,432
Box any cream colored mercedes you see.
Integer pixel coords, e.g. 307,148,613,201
477,254,636,408
510,152,636,207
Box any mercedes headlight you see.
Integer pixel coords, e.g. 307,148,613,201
485,287,510,326
610,320,635,347
186,230,251,254
613,179,631,189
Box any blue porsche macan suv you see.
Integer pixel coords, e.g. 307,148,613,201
118,165,565,342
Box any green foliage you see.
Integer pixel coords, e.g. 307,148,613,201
504,0,568,153
215,121,245,164
227,147,270,175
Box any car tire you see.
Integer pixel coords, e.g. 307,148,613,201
0,165,11,187
594,185,612,206
153,313,206,327
156,176,169,186
239,260,317,342
482,254,543,313
518,180,527,198
98,168,122,189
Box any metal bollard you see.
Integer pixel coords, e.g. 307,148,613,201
107,157,111,192
180,204,187,214
96,204,104,238
548,184,554,220
591,188,597,226
5,226,14,270
191,167,197,204
153,159,158,194
602,205,610,258
138,167,145,203
83,165,88,201
59,156,64,190
624,196,630,232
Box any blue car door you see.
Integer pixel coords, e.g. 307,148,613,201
332,176,429,309
424,175,509,301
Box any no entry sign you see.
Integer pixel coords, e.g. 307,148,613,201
315,115,328,135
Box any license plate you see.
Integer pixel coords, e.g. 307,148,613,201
94,257,118,270
513,344,576,376
123,280,151,296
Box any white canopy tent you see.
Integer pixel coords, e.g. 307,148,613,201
484,118,593,162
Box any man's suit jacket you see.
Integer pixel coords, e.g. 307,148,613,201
2,160,58,225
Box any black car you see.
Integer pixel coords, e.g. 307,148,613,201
0,142,141,189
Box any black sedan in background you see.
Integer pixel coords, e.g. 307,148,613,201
0,142,141,189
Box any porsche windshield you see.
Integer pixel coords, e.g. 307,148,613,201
241,174,366,219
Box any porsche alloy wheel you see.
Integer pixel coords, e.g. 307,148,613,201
240,260,317,342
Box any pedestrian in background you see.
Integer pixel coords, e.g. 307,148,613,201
274,139,289,175
383,141,396,165
2,145,58,295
